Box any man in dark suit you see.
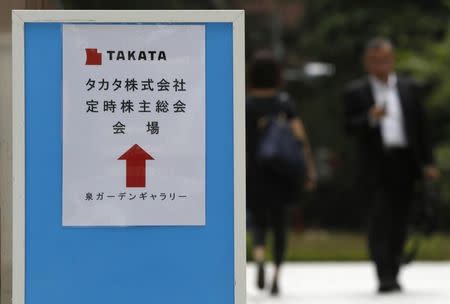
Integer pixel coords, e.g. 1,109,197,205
343,37,439,293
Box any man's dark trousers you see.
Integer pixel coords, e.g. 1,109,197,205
368,147,415,282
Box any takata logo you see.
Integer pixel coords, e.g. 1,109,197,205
85,48,102,65
85,48,167,66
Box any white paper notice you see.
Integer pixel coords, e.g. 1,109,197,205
62,25,205,226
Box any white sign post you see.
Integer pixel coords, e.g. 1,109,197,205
63,25,206,226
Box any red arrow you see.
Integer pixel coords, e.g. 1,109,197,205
118,144,154,188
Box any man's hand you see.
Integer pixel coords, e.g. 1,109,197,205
368,105,386,123
424,165,440,181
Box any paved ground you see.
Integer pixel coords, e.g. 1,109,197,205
247,262,450,304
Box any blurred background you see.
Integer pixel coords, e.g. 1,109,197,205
2,0,450,302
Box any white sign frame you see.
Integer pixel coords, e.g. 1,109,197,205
11,10,246,304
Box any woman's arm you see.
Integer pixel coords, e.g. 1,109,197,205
291,118,317,190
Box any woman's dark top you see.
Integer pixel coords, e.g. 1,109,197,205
246,93,298,208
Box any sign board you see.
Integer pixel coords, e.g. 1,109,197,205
63,24,206,226
12,10,245,304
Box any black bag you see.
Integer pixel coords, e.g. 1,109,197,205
256,103,306,182
402,180,440,265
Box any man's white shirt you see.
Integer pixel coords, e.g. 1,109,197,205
369,74,408,148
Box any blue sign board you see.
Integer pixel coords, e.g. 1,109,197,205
12,10,246,304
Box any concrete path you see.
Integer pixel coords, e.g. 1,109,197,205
247,262,450,304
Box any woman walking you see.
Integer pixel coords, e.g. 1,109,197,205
246,51,316,296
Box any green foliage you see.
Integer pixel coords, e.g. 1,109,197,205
288,0,450,228
247,231,450,261
396,17,450,204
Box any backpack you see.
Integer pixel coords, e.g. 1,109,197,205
256,95,306,182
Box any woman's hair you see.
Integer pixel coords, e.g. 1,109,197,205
247,50,281,89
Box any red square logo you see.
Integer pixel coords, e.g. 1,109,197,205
85,48,102,65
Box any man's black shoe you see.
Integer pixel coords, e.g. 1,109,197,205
378,281,402,293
